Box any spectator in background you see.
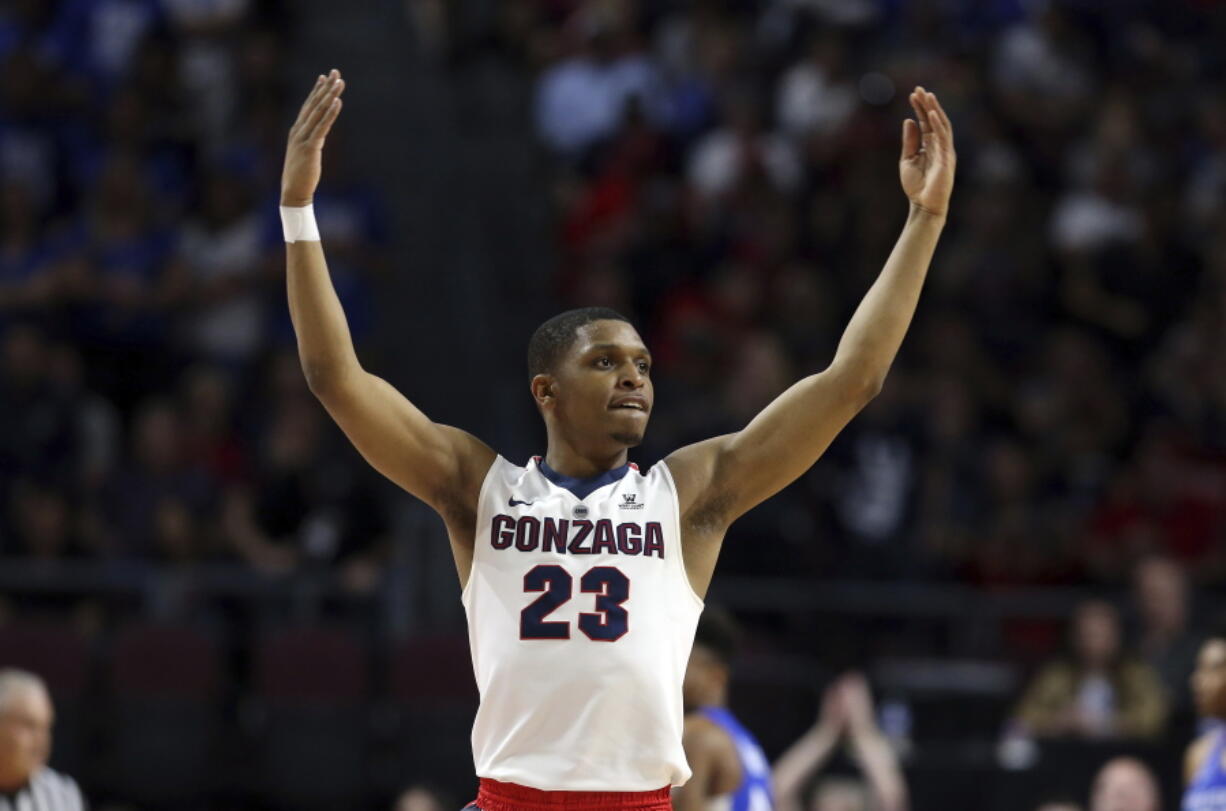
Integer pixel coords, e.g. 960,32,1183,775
222,391,389,589
178,364,246,486
0,325,82,499
1013,600,1167,740
41,0,167,96
393,782,452,811
43,338,120,495
0,46,67,216
67,156,184,412
175,163,267,366
991,0,1094,127
1087,429,1226,583
534,3,668,158
0,669,85,810
1035,801,1083,811
7,478,75,563
776,31,857,143
1088,757,1161,811
686,86,802,206
94,397,215,559
774,673,907,811
0,181,63,330
161,0,251,147
1132,556,1201,717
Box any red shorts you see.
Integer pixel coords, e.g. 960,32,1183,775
470,778,672,811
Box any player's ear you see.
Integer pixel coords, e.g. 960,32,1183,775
530,373,556,408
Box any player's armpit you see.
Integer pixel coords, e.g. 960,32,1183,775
664,435,734,520
312,369,496,512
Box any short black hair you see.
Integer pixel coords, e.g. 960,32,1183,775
694,606,741,666
527,307,631,380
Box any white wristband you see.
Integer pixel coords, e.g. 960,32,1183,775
280,204,321,243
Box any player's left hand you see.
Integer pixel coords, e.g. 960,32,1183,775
899,87,956,219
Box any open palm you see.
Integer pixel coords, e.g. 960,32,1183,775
899,87,956,218
282,69,346,207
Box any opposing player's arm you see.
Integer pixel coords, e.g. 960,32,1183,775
667,88,955,589
1186,734,1212,784
283,71,495,513
674,716,738,811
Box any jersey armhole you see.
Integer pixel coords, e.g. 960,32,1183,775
658,460,706,611
460,454,505,606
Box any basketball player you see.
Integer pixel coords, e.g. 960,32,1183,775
281,70,955,807
675,609,773,811
1184,628,1226,810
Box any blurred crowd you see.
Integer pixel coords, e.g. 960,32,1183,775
2,0,1226,806
3,0,1222,599
505,0,1226,587
0,0,394,618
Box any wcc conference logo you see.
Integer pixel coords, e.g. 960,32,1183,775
619,493,645,510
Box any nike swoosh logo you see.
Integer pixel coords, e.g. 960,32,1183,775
508,498,535,507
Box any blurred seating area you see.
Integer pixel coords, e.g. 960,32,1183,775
0,617,478,810
1,0,1226,808
0,0,391,603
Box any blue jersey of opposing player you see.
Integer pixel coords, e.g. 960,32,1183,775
1187,629,1226,811
698,706,775,811
1186,724,1226,811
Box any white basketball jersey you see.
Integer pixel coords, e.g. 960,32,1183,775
461,455,705,791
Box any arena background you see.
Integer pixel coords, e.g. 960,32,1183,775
1,0,1224,809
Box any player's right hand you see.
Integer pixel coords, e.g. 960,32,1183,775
281,69,346,207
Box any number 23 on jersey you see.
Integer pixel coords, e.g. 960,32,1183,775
520,565,630,642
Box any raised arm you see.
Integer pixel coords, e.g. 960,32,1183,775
282,70,494,535
673,715,741,811
666,88,955,592
841,674,908,811
772,682,846,811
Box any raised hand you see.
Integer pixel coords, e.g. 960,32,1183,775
816,679,848,736
282,69,346,207
899,87,956,218
838,672,878,736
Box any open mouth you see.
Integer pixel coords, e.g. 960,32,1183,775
610,401,648,412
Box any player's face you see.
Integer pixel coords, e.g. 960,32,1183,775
552,320,653,448
682,644,722,712
1191,639,1226,719
0,686,52,785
